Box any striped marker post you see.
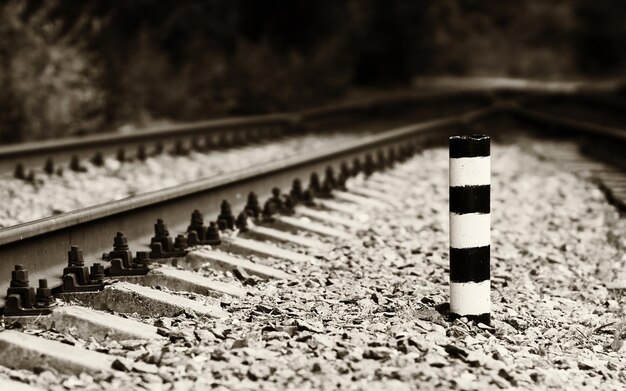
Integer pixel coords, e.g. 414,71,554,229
449,134,490,324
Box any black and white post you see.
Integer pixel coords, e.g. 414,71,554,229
449,134,490,324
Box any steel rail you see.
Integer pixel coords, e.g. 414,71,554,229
0,89,493,175
413,76,625,94
1,92,624,307
0,105,497,306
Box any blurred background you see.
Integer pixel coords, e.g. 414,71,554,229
1,0,625,143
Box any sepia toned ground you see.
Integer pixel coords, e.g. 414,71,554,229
1,141,624,390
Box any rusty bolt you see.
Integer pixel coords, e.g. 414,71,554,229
91,152,104,166
377,150,386,169
284,194,295,213
388,147,397,165
25,170,35,183
236,211,248,231
218,200,235,230
271,188,284,209
246,192,261,220
116,148,126,162
68,245,85,267
113,232,129,250
352,158,362,176
137,145,147,161
309,172,321,194
302,188,315,206
155,142,164,155
191,209,204,225
154,219,169,237
36,279,54,308
340,161,351,179
70,155,84,172
364,154,375,176
325,166,336,188
44,158,55,175
135,251,150,267
14,163,26,180
207,222,220,242
321,177,333,196
89,263,105,283
337,171,348,191
291,179,303,202
174,234,187,250
10,264,29,288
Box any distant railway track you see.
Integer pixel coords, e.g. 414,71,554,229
0,89,493,177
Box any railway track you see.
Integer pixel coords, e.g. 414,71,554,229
0,84,624,389
0,89,493,178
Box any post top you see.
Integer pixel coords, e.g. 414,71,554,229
449,134,490,158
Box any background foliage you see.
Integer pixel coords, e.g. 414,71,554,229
1,0,625,142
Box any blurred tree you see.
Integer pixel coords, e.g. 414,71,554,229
574,0,626,76
0,1,103,142
1,0,625,142
352,0,435,85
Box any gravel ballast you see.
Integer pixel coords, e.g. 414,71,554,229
1,140,625,390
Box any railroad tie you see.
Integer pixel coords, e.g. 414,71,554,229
9,305,163,342
0,378,45,391
245,224,330,250
0,330,116,375
449,134,491,325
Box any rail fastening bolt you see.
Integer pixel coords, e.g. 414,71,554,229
68,245,85,267
174,234,188,250
352,158,362,176
44,158,55,175
114,232,130,250
325,166,336,188
309,172,321,194
11,264,29,287
206,222,220,242
36,278,54,307
246,192,261,220
290,179,303,202
14,163,26,180
92,152,104,166
218,200,235,230
340,161,351,179
90,263,105,283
